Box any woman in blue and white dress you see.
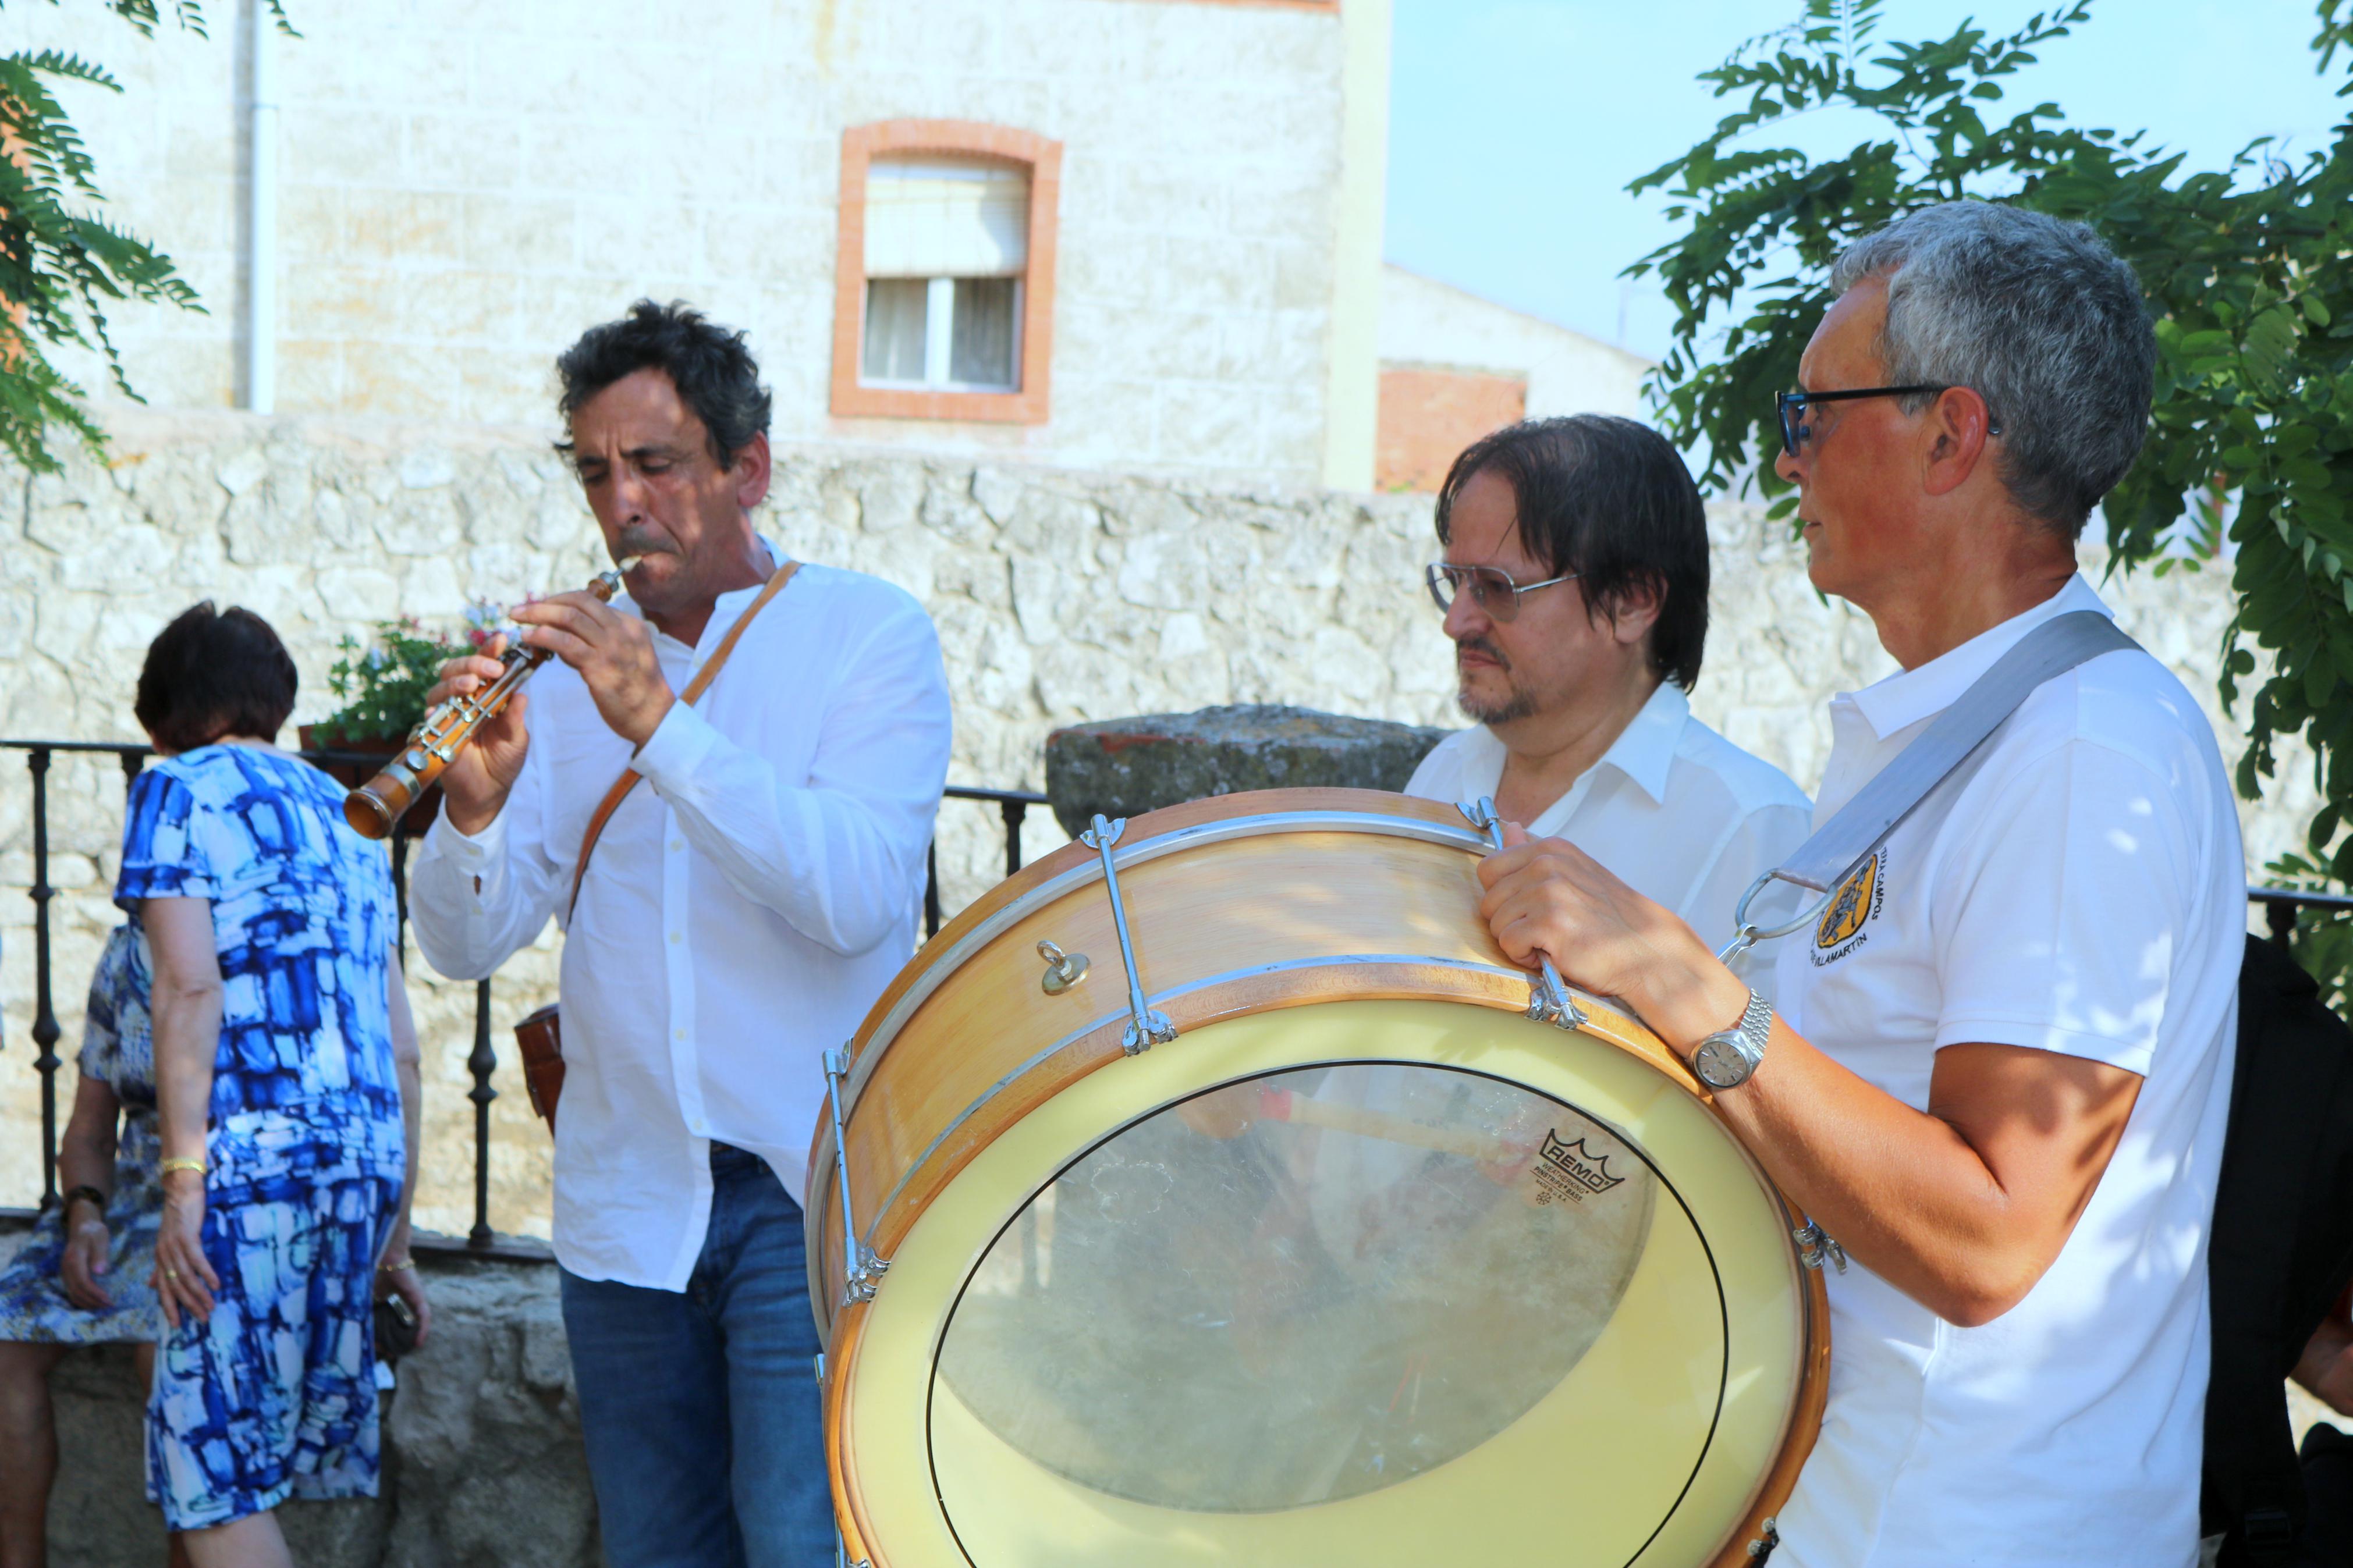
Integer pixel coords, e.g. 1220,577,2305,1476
0,923,182,1568
122,602,428,1566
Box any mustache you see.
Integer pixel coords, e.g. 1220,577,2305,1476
1454,636,1511,671
614,528,676,564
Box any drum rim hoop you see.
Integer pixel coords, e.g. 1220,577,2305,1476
839,806,1493,1116
820,994,1830,1568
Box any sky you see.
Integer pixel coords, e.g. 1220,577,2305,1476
1385,0,2353,364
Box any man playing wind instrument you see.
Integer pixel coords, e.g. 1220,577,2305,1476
409,301,952,1567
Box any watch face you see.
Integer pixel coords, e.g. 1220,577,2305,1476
1694,1036,1749,1089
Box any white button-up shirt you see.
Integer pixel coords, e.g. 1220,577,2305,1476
1769,575,2239,1568
1404,682,1813,963
408,555,952,1290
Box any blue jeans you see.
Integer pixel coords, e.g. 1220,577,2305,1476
560,1144,833,1567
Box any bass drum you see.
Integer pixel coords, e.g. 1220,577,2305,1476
807,789,1826,1568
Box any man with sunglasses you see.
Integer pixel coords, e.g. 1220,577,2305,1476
1475,204,2237,1567
1407,414,1811,970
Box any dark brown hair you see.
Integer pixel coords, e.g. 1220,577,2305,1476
555,299,771,467
1433,415,1711,692
134,603,298,752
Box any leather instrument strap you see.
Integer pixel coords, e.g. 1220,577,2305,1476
565,561,799,922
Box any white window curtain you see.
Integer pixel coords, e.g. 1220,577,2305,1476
864,158,1029,280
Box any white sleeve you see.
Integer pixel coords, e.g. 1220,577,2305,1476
631,596,953,958
1929,739,2196,1075
407,737,567,982
1403,733,1464,802
1678,799,1815,1001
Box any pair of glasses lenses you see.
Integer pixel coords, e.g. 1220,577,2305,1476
1777,394,1811,456
1426,565,1520,620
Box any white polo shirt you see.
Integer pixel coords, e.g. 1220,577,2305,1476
1770,575,2241,1568
1405,682,1813,963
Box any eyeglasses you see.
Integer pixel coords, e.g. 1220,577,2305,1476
1424,561,1580,622
1775,385,2003,456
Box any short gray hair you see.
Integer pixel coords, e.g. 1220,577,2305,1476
1829,202,2155,536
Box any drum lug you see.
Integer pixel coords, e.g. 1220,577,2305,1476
844,1247,890,1304
1036,939,1091,995
1794,1219,1847,1273
1080,815,1179,1054
824,1046,893,1309
1458,798,1591,1032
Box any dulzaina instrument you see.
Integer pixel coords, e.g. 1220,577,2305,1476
341,560,638,840
807,788,1830,1568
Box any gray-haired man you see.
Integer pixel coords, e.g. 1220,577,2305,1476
1476,202,2239,1566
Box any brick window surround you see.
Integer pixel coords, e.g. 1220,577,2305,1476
831,120,1063,425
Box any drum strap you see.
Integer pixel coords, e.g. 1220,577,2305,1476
1722,609,2142,962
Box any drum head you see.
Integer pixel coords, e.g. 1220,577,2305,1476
836,998,1809,1567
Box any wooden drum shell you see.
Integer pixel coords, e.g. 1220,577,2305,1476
808,788,1827,1568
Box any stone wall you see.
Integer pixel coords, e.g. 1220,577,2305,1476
0,407,2315,1237
11,1233,596,1568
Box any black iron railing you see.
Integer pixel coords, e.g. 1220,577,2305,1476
2,739,1045,1256
12,737,2352,1258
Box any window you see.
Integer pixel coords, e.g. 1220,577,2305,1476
860,160,1027,391
831,122,1061,424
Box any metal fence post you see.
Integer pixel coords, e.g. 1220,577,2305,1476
390,830,411,962
469,978,496,1249
999,798,1027,879
2266,896,2298,952
924,841,943,939
25,749,59,1210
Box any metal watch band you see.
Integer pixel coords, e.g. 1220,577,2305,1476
1731,989,1772,1058
1690,989,1773,1089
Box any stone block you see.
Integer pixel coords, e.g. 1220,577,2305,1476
283,109,410,187
347,191,469,266
464,196,579,274
408,113,525,188
1044,704,1449,836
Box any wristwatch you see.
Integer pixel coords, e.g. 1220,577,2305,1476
1690,989,1773,1090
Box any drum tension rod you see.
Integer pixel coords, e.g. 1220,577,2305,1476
1457,799,1589,1032
822,1046,890,1307
1080,815,1177,1054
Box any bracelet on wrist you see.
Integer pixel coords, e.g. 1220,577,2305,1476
375,1255,416,1275
62,1184,108,1218
158,1157,207,1178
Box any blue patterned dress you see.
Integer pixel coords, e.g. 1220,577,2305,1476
113,745,406,1531
0,924,166,1343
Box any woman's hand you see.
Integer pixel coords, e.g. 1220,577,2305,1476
59,1210,113,1310
150,1168,219,1329
375,1262,432,1348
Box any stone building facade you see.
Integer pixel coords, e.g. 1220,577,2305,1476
23,0,1391,485
1375,264,1651,492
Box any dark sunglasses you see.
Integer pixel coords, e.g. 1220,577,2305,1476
1776,385,2002,456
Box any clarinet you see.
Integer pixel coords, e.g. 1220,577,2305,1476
342,560,638,840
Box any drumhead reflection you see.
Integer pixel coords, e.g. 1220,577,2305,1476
934,1063,1672,1514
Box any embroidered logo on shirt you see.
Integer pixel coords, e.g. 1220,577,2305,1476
1812,848,1887,964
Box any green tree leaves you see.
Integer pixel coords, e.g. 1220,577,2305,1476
1632,1,2353,912
0,3,292,473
